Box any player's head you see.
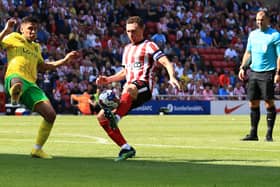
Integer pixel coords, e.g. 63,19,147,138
126,16,144,44
20,16,39,41
256,9,270,31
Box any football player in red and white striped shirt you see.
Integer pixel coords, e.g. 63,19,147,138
96,16,181,161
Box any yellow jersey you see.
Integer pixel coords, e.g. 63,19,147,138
1,32,44,83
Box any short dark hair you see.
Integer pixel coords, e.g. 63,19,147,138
126,16,144,28
258,8,270,18
21,16,39,24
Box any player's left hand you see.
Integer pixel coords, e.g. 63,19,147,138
4,18,17,34
169,77,182,91
64,51,81,62
96,76,109,85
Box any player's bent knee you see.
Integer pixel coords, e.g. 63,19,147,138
96,110,105,121
124,86,138,99
96,111,110,127
47,113,56,124
124,84,137,92
44,109,56,124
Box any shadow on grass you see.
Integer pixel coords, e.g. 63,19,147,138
0,154,279,187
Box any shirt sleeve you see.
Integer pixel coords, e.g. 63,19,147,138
147,41,166,61
121,45,128,67
274,32,280,57
246,32,252,52
1,32,16,49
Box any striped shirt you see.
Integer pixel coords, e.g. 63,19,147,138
122,40,165,90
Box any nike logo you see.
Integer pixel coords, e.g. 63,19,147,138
224,104,245,114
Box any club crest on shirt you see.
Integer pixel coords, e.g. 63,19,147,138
134,61,142,69
22,48,39,59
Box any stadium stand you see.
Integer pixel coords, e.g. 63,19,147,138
0,0,279,113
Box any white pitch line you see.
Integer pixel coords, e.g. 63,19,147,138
0,137,280,153
1,130,280,153
0,138,107,145
0,131,109,144
54,133,109,144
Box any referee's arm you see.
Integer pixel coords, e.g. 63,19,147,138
274,56,280,83
238,50,251,81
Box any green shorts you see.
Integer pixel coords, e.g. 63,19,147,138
5,74,49,111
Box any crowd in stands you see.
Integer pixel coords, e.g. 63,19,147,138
0,0,279,113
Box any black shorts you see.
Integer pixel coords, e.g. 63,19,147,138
130,80,152,109
90,104,101,114
247,70,275,100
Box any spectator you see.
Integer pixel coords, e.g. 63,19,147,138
218,85,229,100
225,13,237,29
91,36,102,49
202,85,215,100
173,56,184,78
86,29,97,48
37,22,50,43
151,29,167,47
67,32,79,50
190,50,203,71
208,71,220,87
224,44,238,61
71,91,93,115
229,70,237,87
201,30,213,47
218,70,230,87
233,82,246,100
157,17,168,34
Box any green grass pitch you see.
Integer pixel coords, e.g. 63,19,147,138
0,115,280,187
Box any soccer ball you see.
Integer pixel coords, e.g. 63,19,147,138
98,89,119,109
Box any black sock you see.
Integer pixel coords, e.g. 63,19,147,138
266,106,276,138
250,107,260,137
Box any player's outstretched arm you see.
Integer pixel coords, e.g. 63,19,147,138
0,18,17,42
39,50,80,71
158,56,182,90
96,69,126,86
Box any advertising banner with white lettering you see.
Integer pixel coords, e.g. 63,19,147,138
211,101,280,115
129,100,210,115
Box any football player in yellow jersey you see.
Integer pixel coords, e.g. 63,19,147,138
0,16,79,159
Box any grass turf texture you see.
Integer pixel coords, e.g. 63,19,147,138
0,115,280,187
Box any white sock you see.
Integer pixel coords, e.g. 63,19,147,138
34,144,42,150
121,143,131,150
116,114,121,122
